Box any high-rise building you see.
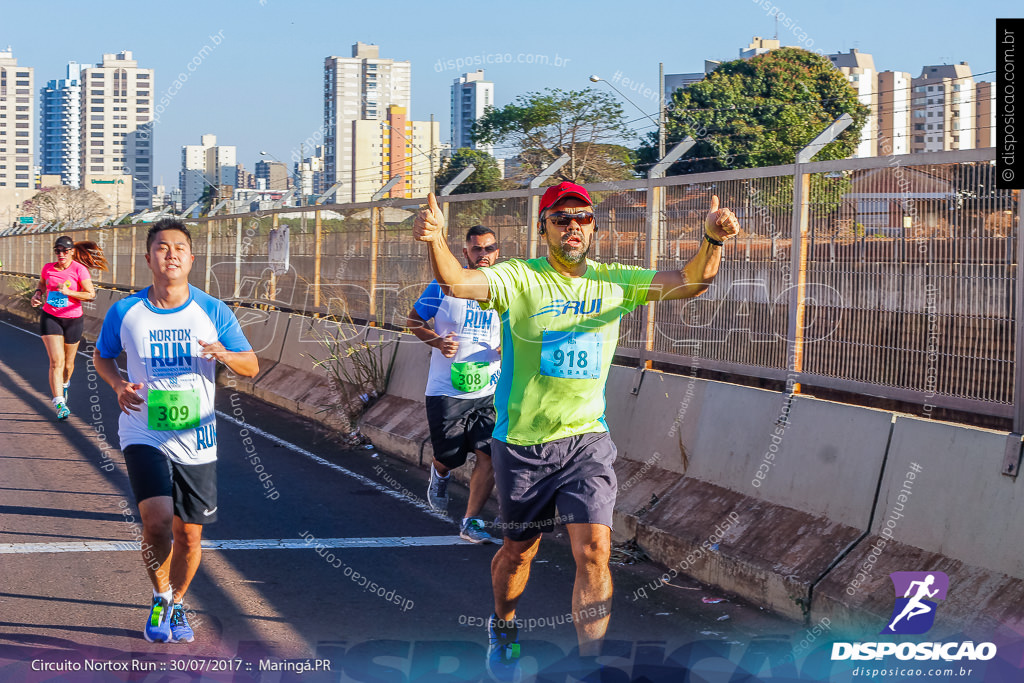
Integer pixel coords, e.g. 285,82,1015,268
293,147,325,198
255,160,289,190
351,105,439,202
829,49,878,159
79,51,155,211
323,42,411,202
910,63,975,154
0,47,35,225
40,62,82,187
179,134,236,207
451,70,493,155
877,71,912,156
974,81,995,149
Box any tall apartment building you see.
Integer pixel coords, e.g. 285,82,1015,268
40,62,82,187
451,70,493,155
323,42,411,202
0,47,35,225
254,160,289,190
293,147,325,197
179,134,236,207
910,63,975,154
350,105,439,202
829,49,878,158
876,70,912,156
974,81,995,149
80,51,154,211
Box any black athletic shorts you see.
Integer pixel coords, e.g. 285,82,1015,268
424,394,495,469
491,432,618,542
40,311,84,344
123,444,218,524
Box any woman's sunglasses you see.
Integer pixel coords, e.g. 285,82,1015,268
547,211,595,228
54,248,70,255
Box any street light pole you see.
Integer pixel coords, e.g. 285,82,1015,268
659,62,666,160
589,74,662,138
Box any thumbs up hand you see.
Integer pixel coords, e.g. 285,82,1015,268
704,194,740,242
414,192,445,243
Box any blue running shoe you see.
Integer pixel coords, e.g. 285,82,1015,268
56,402,70,421
144,595,172,643
170,603,194,643
460,518,494,544
486,614,521,682
427,465,450,512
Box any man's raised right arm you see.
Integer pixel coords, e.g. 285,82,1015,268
413,192,489,301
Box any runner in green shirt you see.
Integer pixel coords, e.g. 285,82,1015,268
414,181,739,680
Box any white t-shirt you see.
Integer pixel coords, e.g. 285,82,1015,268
413,280,500,399
97,285,252,465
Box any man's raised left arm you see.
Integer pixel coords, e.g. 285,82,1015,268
646,194,740,302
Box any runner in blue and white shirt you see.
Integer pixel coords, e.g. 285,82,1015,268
407,225,501,543
94,219,258,644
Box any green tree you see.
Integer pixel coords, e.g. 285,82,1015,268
637,47,869,176
473,88,636,183
434,148,508,195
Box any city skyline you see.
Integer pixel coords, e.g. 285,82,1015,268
2,0,1009,193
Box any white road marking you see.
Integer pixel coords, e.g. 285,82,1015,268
0,535,472,554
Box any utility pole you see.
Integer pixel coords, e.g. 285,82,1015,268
429,113,436,196
659,62,666,160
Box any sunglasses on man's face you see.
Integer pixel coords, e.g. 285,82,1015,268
469,244,499,253
547,211,595,228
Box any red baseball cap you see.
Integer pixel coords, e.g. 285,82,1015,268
538,181,592,218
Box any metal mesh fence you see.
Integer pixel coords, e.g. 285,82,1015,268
1,150,1017,419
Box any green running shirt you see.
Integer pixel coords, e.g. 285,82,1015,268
480,257,656,445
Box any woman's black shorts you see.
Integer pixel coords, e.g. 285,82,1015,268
40,311,84,344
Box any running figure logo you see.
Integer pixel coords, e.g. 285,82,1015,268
881,571,949,635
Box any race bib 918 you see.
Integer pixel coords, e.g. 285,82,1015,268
539,331,601,379
148,389,200,431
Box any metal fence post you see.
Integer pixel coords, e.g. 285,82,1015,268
269,212,279,303
314,208,323,309
204,221,213,294
1014,193,1024,433
130,224,137,289
369,204,380,325
532,193,540,260
234,218,242,299
787,166,810,394
641,178,660,368
787,115,854,394
111,227,118,285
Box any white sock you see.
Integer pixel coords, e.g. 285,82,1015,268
52,396,65,407
432,463,449,479
63,381,70,389
153,588,173,605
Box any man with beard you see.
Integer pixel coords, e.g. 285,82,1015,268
414,181,739,680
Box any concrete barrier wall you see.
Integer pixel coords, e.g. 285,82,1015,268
874,415,1022,576
811,415,1024,636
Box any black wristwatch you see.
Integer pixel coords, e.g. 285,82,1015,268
704,233,724,247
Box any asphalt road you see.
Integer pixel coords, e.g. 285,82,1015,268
0,315,861,682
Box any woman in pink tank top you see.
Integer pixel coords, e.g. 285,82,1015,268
29,235,107,420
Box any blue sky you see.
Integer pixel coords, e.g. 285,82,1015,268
4,0,1013,188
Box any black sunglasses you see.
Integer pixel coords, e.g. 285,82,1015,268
468,244,499,253
54,248,71,254
547,211,595,228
